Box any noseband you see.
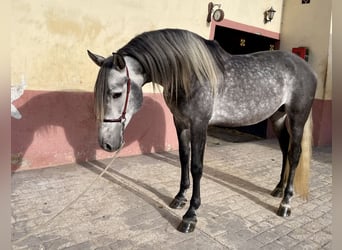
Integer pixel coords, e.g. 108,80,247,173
103,67,131,124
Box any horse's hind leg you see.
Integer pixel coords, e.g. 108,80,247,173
270,111,290,198
277,115,306,217
169,118,190,209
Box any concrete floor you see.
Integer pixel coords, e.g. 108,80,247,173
11,132,332,249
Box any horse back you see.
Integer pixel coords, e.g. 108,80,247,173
209,50,317,126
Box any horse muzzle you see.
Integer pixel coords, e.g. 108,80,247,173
99,137,122,152
98,123,123,152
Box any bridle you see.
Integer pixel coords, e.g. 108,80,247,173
103,66,131,125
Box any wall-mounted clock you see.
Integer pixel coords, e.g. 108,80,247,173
207,2,225,23
213,8,224,22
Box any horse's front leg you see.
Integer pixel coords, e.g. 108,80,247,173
177,121,207,233
169,118,190,209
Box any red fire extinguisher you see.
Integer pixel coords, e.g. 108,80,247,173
292,47,309,62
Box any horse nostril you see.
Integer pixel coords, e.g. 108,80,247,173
103,143,113,151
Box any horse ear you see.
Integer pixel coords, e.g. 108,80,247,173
112,53,126,71
87,50,105,67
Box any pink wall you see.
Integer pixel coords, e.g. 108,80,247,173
312,99,332,146
11,91,178,171
11,90,331,172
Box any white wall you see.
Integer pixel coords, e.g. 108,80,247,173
11,0,283,92
280,0,332,99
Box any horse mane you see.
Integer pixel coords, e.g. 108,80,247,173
117,29,224,101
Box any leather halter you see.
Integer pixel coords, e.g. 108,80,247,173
103,67,131,124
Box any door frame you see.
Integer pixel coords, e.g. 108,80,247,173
209,19,280,40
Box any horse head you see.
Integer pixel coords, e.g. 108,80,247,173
88,50,144,152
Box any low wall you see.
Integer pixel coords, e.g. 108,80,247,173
11,91,331,172
312,99,332,146
11,91,178,171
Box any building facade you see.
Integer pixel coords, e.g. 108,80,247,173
11,0,331,170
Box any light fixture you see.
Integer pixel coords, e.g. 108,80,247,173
207,2,225,23
264,7,276,24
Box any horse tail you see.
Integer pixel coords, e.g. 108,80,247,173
285,111,313,200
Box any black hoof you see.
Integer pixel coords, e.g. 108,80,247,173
271,187,284,198
177,218,197,233
277,204,291,217
169,197,187,209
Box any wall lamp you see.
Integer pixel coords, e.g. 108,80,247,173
207,2,225,23
264,7,276,24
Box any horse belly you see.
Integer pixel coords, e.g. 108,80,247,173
209,95,283,127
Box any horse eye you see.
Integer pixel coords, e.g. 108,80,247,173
112,92,122,99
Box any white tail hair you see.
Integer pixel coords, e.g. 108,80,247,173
284,111,313,200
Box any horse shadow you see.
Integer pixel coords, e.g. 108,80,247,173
11,91,167,171
81,146,277,233
81,159,182,230
84,148,277,228
146,151,277,213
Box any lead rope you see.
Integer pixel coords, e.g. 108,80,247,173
14,63,132,245
13,126,126,245
13,67,131,245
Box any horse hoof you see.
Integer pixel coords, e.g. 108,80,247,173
277,204,291,217
169,197,187,209
177,219,197,233
271,187,283,198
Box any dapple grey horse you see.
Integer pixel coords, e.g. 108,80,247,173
88,28,317,233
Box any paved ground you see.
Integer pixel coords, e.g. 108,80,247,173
11,130,332,249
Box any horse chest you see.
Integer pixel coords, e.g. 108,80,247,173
163,87,214,123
